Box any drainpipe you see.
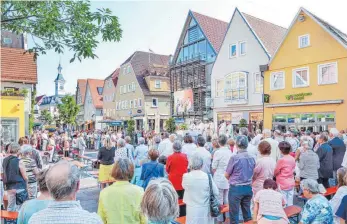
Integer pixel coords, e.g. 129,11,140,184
259,64,269,130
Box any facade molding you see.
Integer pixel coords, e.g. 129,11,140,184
265,99,343,108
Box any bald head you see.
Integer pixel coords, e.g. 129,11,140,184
46,161,80,200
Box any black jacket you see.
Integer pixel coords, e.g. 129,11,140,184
316,142,333,178
329,137,346,171
97,147,116,165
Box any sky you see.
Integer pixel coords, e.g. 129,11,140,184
34,0,347,96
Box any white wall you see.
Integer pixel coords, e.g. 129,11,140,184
211,10,269,109
84,85,96,122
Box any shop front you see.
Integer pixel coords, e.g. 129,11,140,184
215,110,263,132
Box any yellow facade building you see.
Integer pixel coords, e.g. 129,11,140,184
0,96,25,143
263,8,347,132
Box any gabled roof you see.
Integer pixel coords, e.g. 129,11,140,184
191,11,229,53
1,47,37,84
241,11,287,57
269,7,347,64
122,51,170,96
35,95,45,105
86,79,104,109
77,79,87,104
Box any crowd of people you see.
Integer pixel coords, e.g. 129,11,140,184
1,127,347,224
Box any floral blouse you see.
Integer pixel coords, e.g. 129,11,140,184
300,194,333,224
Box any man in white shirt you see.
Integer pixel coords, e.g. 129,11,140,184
262,129,280,161
160,134,176,157
158,132,170,156
193,136,211,174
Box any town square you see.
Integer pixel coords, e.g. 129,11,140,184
1,0,347,223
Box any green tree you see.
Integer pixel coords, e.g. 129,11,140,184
165,118,176,133
239,118,248,128
1,1,122,62
126,119,135,144
40,109,53,125
57,95,80,128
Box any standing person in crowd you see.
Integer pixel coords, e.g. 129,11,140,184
304,131,315,150
330,167,347,224
286,131,299,153
299,179,333,224
253,179,289,224
212,134,233,224
274,141,296,207
274,130,284,142
161,134,176,157
3,143,28,211
48,134,56,162
152,135,162,150
125,136,135,158
132,137,149,186
252,141,276,197
329,128,347,180
17,168,52,224
87,132,92,149
114,138,133,162
262,129,280,162
316,133,333,188
297,140,320,181
239,127,258,158
97,136,116,189
204,135,213,153
94,131,100,150
166,141,188,202
140,149,165,189
225,135,256,224
194,136,212,174
29,161,102,224
251,129,263,147
182,134,197,161
41,130,48,151
158,132,170,156
29,138,43,169
182,154,219,224
211,137,220,157
77,133,87,158
140,178,179,224
227,138,235,154
20,145,39,199
335,194,347,224
62,134,70,158
98,158,145,224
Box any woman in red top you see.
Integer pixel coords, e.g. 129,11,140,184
166,140,188,199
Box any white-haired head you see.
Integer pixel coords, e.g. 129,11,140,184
262,129,271,138
330,128,339,138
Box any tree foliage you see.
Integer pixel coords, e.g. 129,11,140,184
40,109,53,125
126,119,135,143
1,1,122,62
57,95,80,126
239,118,248,128
29,88,36,134
165,118,176,133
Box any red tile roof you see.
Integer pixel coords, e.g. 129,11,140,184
242,12,287,57
77,79,87,104
1,47,37,83
191,11,229,53
87,79,104,109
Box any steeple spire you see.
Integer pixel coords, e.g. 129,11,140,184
58,57,62,74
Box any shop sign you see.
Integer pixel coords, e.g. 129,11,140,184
285,92,312,100
175,118,185,124
137,109,142,114
250,113,263,121
109,121,122,126
263,94,270,103
232,112,243,124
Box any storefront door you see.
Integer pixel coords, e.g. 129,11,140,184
0,119,19,144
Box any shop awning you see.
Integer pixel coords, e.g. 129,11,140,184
98,120,123,126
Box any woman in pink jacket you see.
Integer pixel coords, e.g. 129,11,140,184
274,141,296,207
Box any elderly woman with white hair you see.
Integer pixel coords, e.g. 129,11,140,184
131,137,149,187
329,128,347,180
141,178,179,223
20,145,39,199
182,154,219,224
114,138,134,162
296,140,320,181
300,179,333,224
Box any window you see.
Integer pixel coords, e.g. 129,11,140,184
116,102,119,110
122,101,125,109
229,44,237,58
128,84,131,92
254,73,263,93
127,65,131,73
270,71,285,90
215,79,224,97
155,80,161,89
3,37,12,44
120,86,123,94
124,85,127,94
123,67,126,74
318,62,337,85
1,119,18,144
125,100,128,109
130,100,133,109
138,98,142,107
224,72,247,101
298,34,310,48
107,80,112,88
292,67,309,88
239,41,246,55
152,98,158,107
134,99,137,108
132,82,135,91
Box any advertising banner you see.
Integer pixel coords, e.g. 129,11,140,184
174,89,194,114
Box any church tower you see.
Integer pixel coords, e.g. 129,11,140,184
55,63,65,96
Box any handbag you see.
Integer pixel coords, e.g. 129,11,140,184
207,174,221,217
16,189,29,205
93,160,100,169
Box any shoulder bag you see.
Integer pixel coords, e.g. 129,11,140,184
208,174,221,217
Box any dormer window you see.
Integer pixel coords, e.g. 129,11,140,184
299,34,310,48
155,80,161,89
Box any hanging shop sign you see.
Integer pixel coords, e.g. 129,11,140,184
263,94,270,103
285,92,312,100
137,109,142,114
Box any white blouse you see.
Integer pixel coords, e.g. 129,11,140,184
211,146,234,189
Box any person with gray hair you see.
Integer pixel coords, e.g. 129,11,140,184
296,139,320,181
20,145,39,199
141,178,179,223
182,153,218,224
131,137,149,187
329,128,346,180
262,129,281,162
166,140,188,204
158,132,171,157
125,135,135,158
114,138,134,162
300,179,333,223
29,161,102,224
239,127,249,136
3,143,28,211
194,136,212,174
152,135,162,150
225,135,256,224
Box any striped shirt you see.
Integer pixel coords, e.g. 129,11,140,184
21,158,37,183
